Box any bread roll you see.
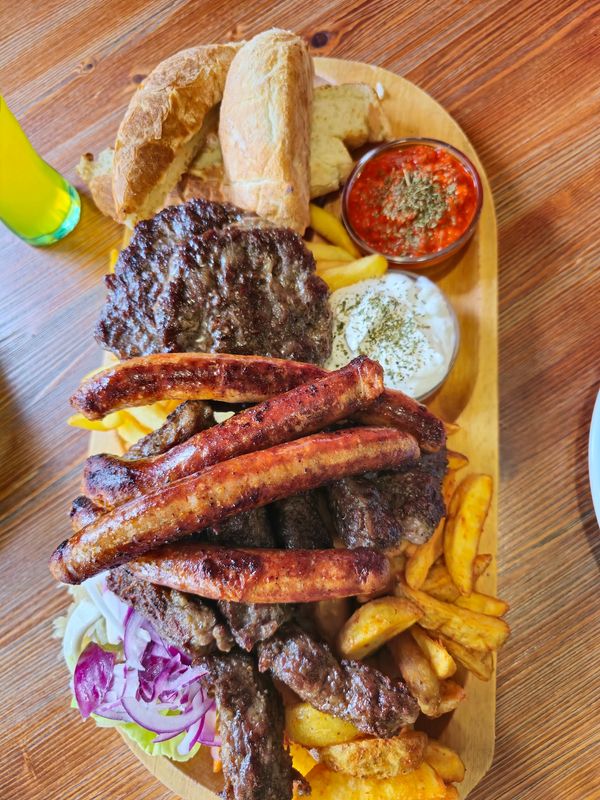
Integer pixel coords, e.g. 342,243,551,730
113,42,241,224
219,29,313,233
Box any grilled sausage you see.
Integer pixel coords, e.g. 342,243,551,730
126,543,391,603
83,357,384,507
70,352,445,451
49,427,418,584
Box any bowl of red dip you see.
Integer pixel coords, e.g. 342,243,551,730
342,138,483,267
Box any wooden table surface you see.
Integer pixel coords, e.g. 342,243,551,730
1,1,598,798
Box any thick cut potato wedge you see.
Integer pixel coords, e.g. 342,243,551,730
425,741,466,783
422,555,492,602
309,204,360,257
454,591,509,617
305,762,447,800
396,580,510,652
443,786,460,800
313,598,352,647
319,254,387,291
437,680,467,715
444,474,493,596
405,518,446,590
315,729,427,778
438,634,494,681
290,742,318,776
306,241,354,262
388,632,441,717
286,703,361,748
411,626,457,679
442,470,458,508
338,597,422,660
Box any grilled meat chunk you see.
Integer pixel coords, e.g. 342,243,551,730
376,451,447,545
271,491,332,550
96,199,332,365
203,506,276,548
328,451,447,549
106,566,232,659
218,602,294,651
328,477,401,550
124,400,216,459
210,652,293,800
257,626,418,736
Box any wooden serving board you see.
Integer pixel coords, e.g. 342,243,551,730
89,57,498,800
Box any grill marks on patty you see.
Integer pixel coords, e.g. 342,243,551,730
96,199,332,365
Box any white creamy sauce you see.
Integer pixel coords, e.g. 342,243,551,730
326,272,457,398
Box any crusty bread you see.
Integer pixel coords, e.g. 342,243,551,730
113,42,241,224
76,148,117,219
309,83,391,197
218,29,313,233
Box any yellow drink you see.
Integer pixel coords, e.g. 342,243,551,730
0,97,80,245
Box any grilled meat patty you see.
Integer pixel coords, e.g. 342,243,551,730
124,400,216,459
218,602,295,652
106,566,233,659
210,652,293,800
257,625,419,737
270,491,332,550
96,199,332,365
328,451,447,549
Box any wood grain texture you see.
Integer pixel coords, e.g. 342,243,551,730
0,2,598,800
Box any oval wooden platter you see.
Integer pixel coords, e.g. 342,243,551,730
88,57,498,800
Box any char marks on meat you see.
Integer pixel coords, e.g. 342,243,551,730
210,651,293,800
257,625,418,737
96,199,332,365
377,450,447,544
106,566,233,659
203,506,276,548
124,400,216,459
218,601,294,651
271,491,332,550
328,451,447,549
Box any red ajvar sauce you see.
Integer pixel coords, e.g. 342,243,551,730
346,144,479,258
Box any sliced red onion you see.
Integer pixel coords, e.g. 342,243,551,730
121,692,207,735
74,642,116,718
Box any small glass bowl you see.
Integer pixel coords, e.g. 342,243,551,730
341,137,483,269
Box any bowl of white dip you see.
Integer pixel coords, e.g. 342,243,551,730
326,271,459,401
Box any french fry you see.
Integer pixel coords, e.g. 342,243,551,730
306,241,354,262
438,635,494,681
313,598,352,647
305,762,447,800
437,680,466,715
285,703,361,748
442,470,457,509
338,597,422,660
446,451,469,471
67,410,125,431
443,786,460,800
290,742,318,776
405,518,445,590
396,580,510,652
454,592,509,617
319,254,388,292
411,627,457,679
309,204,360,257
314,729,427,778
116,412,151,445
444,421,460,437
422,555,492,602
388,632,441,717
425,741,465,783
444,474,493,596
126,402,171,431
316,260,354,273
108,248,119,273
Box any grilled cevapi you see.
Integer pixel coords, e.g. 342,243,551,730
50,427,418,584
271,491,332,549
70,351,446,451
123,542,391,603
218,602,295,651
209,652,294,800
124,399,216,459
106,566,233,658
257,626,419,737
83,356,385,507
